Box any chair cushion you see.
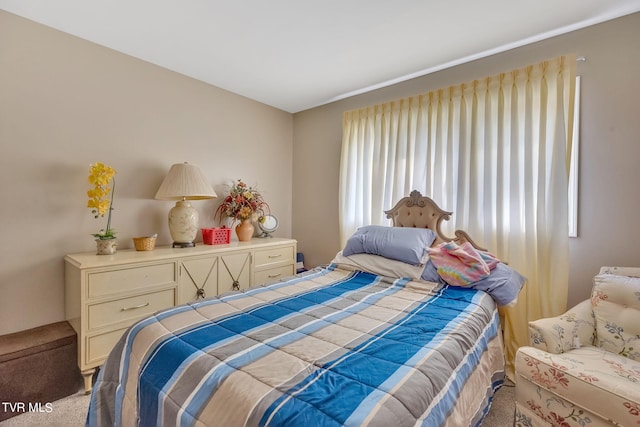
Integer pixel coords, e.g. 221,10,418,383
516,346,640,426
592,273,640,361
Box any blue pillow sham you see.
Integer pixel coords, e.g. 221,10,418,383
421,259,444,283
421,258,525,306
468,262,526,306
343,225,438,266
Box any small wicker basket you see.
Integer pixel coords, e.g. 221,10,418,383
133,236,156,251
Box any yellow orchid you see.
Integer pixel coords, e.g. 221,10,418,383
88,162,116,186
88,162,117,239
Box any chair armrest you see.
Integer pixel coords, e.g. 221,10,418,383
528,299,596,354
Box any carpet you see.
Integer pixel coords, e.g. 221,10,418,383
1,381,515,426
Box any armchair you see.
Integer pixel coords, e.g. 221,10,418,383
514,266,640,427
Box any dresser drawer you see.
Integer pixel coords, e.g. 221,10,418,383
86,327,128,365
88,262,176,298
88,288,176,330
254,246,295,268
255,265,295,285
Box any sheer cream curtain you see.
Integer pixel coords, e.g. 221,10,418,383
339,56,576,376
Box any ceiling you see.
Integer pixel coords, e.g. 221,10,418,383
2,1,639,113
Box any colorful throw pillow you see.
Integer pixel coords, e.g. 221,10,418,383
342,225,438,266
427,241,500,287
425,240,525,306
478,250,500,270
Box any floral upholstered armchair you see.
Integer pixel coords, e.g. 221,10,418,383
514,266,640,427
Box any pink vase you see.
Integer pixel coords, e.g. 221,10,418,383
235,219,254,241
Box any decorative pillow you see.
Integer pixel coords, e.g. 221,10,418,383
427,241,500,287
468,263,526,306
342,225,438,266
591,273,640,361
478,250,500,270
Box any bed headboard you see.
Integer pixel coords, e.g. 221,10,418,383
384,190,485,250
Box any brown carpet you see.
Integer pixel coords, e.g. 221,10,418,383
483,380,516,426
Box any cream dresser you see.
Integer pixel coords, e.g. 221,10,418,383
64,238,296,393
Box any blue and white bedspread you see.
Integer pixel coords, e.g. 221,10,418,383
87,264,505,427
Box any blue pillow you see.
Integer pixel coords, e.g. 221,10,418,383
421,259,445,283
468,263,526,306
343,225,437,266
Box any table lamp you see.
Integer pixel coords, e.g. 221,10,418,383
155,162,216,247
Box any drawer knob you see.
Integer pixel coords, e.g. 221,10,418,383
268,254,282,259
121,302,150,311
268,273,282,278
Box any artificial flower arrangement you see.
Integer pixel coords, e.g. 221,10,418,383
87,162,117,240
215,179,269,224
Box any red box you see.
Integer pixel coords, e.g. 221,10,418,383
202,227,231,245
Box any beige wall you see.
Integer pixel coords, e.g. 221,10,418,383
0,11,293,335
3,10,639,336
293,13,640,309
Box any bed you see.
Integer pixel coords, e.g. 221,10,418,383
87,191,524,427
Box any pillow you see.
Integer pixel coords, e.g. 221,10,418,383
478,250,500,270
421,259,445,284
468,263,526,306
342,225,437,266
331,251,425,280
427,241,499,287
421,242,499,285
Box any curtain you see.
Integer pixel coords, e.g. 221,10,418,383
339,55,576,377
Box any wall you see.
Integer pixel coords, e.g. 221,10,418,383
0,11,293,335
3,11,638,336
292,12,640,309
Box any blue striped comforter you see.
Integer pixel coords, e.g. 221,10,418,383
88,265,504,426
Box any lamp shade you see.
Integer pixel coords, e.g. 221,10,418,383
155,162,216,247
155,162,217,200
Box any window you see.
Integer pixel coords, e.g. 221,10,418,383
568,76,581,237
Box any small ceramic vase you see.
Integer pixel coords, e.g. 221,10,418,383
96,238,117,255
235,220,254,242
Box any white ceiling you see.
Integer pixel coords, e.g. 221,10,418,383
2,1,640,113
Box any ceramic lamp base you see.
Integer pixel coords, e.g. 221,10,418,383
172,241,196,248
168,200,199,245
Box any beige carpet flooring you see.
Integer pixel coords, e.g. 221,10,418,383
1,381,515,426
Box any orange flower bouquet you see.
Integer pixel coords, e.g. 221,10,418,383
215,179,269,224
